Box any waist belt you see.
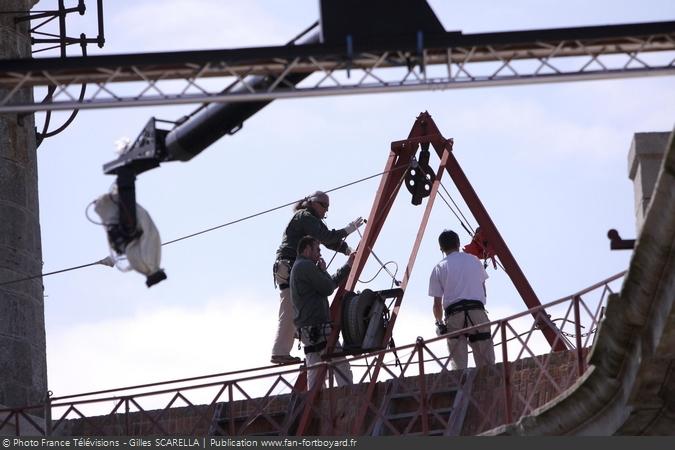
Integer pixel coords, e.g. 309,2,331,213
444,299,485,317
444,300,491,342
299,323,331,354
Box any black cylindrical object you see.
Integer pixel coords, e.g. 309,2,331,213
165,30,320,162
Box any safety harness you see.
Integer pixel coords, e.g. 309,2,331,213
444,299,492,342
272,258,295,290
298,322,331,355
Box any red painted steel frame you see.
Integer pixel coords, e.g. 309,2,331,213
404,112,568,349
0,271,622,436
407,112,566,351
295,111,566,435
294,122,420,435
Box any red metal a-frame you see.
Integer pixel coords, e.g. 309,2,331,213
295,111,567,435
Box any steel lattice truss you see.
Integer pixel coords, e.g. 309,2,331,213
1,21,674,113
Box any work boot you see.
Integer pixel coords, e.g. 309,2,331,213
271,355,301,364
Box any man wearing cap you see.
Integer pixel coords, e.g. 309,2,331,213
428,229,495,370
270,190,363,365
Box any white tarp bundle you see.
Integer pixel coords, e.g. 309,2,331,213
93,192,166,286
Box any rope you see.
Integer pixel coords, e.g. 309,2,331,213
436,183,474,237
0,259,112,287
439,181,475,233
434,181,507,272
354,224,401,286
0,166,405,288
163,168,401,246
346,163,411,287
357,261,399,284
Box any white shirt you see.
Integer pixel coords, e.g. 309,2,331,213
428,251,488,308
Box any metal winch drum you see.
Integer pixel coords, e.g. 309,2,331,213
341,288,401,353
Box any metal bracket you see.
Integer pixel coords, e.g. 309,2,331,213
608,229,636,250
103,118,169,176
12,0,105,57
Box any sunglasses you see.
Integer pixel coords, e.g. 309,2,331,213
316,201,329,209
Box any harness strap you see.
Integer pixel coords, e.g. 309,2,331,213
444,299,485,317
447,331,491,341
443,300,490,342
304,341,327,354
273,258,295,290
468,332,492,342
300,323,330,354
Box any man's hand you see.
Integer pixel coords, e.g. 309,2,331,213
317,257,327,271
344,216,364,235
435,320,448,336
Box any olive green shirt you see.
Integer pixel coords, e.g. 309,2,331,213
290,255,351,328
276,208,349,261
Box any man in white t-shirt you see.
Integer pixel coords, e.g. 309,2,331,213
428,230,495,370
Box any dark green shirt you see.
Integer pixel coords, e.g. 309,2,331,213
290,256,351,328
275,208,349,261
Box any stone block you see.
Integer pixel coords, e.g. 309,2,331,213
627,132,669,233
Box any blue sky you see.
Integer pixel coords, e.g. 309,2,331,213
33,0,675,396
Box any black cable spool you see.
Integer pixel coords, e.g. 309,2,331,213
341,289,388,353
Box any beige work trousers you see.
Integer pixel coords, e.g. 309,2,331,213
300,324,353,390
445,308,495,370
272,259,296,357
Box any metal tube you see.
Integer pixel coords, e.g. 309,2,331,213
124,398,130,435
45,395,52,436
573,296,585,377
96,0,105,48
500,323,513,424
417,338,429,435
57,0,66,58
227,383,235,435
163,30,321,162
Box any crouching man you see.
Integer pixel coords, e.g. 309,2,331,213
291,235,355,390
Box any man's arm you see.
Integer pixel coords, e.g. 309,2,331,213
429,266,446,335
300,213,349,251
433,297,443,323
331,252,355,285
298,260,338,296
433,297,447,335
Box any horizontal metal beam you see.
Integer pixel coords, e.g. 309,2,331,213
2,20,673,73
0,20,673,113
0,67,672,113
